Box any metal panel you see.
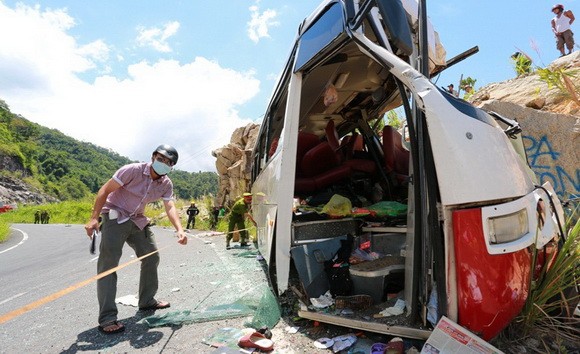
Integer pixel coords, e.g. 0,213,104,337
291,218,358,244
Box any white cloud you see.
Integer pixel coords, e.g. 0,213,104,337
0,3,260,172
77,39,111,63
247,4,279,43
136,21,180,53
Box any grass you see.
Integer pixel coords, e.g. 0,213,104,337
497,212,579,351
0,197,235,243
0,199,94,242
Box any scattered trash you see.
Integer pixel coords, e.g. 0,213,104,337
421,316,503,353
375,299,405,317
284,326,299,334
335,294,373,310
344,337,374,354
202,327,247,348
385,337,404,354
115,294,138,307
314,337,334,349
331,333,357,353
371,342,387,354
204,240,212,244
237,331,274,352
257,326,273,339
236,250,260,258
310,291,334,309
256,255,264,261
321,194,352,217
427,283,438,327
171,287,180,292
141,284,279,329
339,308,354,316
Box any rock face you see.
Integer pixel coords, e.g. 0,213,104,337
0,152,58,205
471,52,580,116
211,123,260,207
0,175,58,206
471,52,579,199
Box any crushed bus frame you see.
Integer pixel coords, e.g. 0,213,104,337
250,0,566,341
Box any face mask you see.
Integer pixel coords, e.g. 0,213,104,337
152,160,172,175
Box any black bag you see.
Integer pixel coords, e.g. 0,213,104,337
324,264,353,297
324,235,354,297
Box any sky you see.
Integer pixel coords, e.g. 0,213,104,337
0,0,576,173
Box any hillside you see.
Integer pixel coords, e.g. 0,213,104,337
0,100,217,204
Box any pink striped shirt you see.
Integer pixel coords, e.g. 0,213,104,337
103,162,173,229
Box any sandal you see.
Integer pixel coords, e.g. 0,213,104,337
139,300,171,311
371,342,387,354
98,320,125,334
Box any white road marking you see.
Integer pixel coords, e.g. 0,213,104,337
0,228,28,255
0,292,27,306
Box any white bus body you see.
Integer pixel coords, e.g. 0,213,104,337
250,0,565,340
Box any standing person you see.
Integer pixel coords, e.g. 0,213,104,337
551,4,575,56
446,84,458,97
84,144,188,334
40,210,49,224
186,202,199,229
227,193,256,249
211,206,219,230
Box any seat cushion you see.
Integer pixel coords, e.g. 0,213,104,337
301,142,340,178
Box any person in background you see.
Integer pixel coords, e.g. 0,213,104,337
226,193,256,249
84,144,188,334
186,202,199,230
41,210,50,224
551,4,575,57
211,206,219,229
446,84,458,97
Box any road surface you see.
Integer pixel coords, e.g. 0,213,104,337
0,223,285,353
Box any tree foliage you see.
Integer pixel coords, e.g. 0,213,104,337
0,100,217,201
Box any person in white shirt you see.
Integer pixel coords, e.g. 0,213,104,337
551,4,576,56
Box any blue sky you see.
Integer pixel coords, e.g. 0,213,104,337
0,0,576,172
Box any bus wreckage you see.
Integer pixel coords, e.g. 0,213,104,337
249,0,567,341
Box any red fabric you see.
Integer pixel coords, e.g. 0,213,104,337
313,164,351,189
301,142,340,177
343,159,376,174
325,119,340,151
296,131,321,177
382,126,409,182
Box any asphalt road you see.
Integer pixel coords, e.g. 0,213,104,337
0,223,283,353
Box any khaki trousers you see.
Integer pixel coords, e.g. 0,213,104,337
97,214,160,325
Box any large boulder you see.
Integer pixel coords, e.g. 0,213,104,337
212,123,260,206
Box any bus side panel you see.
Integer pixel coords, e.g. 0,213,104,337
452,208,532,340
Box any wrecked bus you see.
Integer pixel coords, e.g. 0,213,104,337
249,0,566,341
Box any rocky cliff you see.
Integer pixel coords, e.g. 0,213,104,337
211,123,260,207
0,154,57,205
